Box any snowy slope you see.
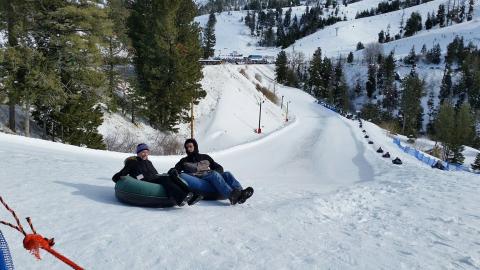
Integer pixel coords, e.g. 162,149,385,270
195,0,480,59
1,65,479,270
98,64,287,153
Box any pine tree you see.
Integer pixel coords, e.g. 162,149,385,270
467,0,474,20
472,153,480,170
425,12,433,29
421,44,428,56
378,30,385,43
400,72,425,135
426,90,437,135
355,80,363,97
307,48,324,98
128,0,205,131
435,102,456,161
33,0,109,148
437,4,446,27
366,64,377,98
104,0,131,112
275,50,288,84
382,52,397,111
347,52,354,63
426,43,442,64
333,61,350,111
203,12,217,58
404,46,417,65
439,66,453,104
356,42,365,50
404,12,422,37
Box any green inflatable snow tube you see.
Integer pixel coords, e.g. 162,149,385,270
115,175,177,207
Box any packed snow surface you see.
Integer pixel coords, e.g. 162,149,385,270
1,65,479,270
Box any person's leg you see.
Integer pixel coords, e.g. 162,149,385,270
146,176,191,205
221,171,243,190
201,171,236,198
179,173,207,191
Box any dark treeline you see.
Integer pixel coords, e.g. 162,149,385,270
355,0,433,19
0,0,206,149
197,0,301,14
246,5,344,49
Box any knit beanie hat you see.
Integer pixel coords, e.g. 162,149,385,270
136,143,149,154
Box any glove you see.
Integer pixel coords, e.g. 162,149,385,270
168,168,179,177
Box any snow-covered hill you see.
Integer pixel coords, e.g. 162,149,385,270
1,65,479,269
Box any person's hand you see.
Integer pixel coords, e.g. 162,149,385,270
168,168,178,177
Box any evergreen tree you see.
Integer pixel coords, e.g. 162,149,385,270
332,61,350,110
467,0,474,21
347,52,354,63
435,102,455,160
284,7,292,27
356,42,365,50
382,52,397,110
426,43,442,64
104,0,131,112
307,48,324,98
404,12,422,37
276,23,286,47
434,102,474,164
425,12,433,29
275,50,288,84
437,4,446,27
404,45,418,64
400,72,425,135
378,30,385,43
128,0,205,131
439,65,453,102
355,80,363,97
33,0,109,148
472,153,480,170
203,12,217,58
421,44,428,56
426,90,437,135
366,64,377,98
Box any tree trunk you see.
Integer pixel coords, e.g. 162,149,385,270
24,98,30,137
8,103,16,133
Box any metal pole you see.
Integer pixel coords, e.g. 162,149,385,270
281,95,284,109
286,102,290,122
258,101,263,133
190,99,194,139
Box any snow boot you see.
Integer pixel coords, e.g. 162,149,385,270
392,157,403,165
364,135,369,138
177,192,193,207
382,152,391,158
188,194,204,206
362,130,366,133
368,141,374,144
238,187,254,204
377,147,384,153
229,189,242,205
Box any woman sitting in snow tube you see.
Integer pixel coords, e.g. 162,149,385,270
112,144,206,207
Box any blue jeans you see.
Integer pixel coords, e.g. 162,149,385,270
180,171,242,198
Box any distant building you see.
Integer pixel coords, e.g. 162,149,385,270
246,55,267,64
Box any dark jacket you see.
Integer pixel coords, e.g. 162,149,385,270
174,138,223,176
112,156,159,183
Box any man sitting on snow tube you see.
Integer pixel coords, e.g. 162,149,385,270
168,138,254,205
112,143,203,207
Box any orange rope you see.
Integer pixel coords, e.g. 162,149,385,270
0,196,84,270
